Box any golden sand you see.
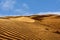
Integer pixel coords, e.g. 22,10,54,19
0,14,60,40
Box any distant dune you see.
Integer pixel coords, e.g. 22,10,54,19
0,14,60,40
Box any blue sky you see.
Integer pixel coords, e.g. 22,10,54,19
0,0,60,16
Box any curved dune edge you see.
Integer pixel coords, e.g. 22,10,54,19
0,14,60,40
9,17,35,22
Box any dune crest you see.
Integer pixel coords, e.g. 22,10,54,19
9,17,35,22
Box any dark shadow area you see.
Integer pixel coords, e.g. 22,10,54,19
53,31,60,34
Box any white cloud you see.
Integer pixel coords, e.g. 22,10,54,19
22,3,29,9
13,3,31,16
37,12,60,15
13,9,31,16
0,0,32,16
0,0,16,10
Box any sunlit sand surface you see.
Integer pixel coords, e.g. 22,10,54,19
0,14,60,40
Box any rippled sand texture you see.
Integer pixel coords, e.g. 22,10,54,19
0,14,60,40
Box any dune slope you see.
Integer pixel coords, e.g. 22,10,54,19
0,14,60,40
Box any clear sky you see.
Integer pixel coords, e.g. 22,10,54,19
0,0,60,16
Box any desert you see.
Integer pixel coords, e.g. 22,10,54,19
0,14,60,40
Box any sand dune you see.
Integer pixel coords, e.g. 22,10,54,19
9,17,35,22
0,14,60,40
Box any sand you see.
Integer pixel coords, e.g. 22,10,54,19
0,14,60,40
